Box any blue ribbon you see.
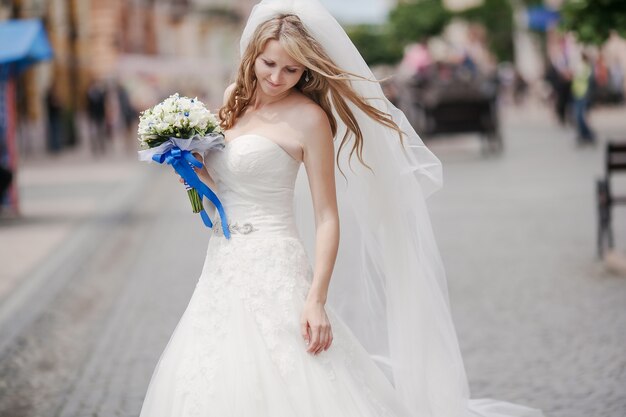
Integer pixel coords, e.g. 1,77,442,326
152,147,230,239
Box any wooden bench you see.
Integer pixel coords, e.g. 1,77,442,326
597,141,626,257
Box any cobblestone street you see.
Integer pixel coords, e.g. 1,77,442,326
0,104,624,417
428,105,626,417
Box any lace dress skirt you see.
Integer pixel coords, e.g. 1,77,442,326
138,232,413,417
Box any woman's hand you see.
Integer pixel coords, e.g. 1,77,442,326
179,152,213,186
300,299,333,355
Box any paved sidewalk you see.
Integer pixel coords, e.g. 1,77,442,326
0,156,205,416
0,149,142,301
427,102,626,417
0,147,154,359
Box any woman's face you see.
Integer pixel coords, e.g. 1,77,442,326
254,39,306,97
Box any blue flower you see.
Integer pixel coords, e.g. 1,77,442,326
184,111,190,117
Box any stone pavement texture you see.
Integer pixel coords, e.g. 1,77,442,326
0,153,204,416
0,103,624,417
0,150,141,300
427,104,626,417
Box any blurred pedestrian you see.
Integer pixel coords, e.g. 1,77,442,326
116,81,137,150
572,52,596,145
86,80,108,156
608,57,624,103
591,54,614,104
594,54,609,92
545,62,572,126
513,68,528,105
398,43,432,78
0,165,12,210
45,87,63,153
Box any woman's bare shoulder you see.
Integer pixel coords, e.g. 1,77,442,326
223,83,236,105
288,94,330,130
286,95,332,146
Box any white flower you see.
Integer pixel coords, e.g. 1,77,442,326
137,92,222,146
155,121,171,134
162,112,176,125
208,113,220,127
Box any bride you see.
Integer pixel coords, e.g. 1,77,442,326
139,1,544,416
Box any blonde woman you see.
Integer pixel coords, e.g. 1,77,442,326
139,1,544,416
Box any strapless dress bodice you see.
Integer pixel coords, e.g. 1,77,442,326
204,134,302,239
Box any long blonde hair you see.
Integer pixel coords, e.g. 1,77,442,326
219,14,403,171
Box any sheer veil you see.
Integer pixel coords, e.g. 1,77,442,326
240,1,543,416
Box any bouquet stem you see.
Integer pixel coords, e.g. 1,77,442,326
184,181,203,213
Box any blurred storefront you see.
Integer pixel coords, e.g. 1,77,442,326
0,0,258,216
0,18,53,214
0,0,256,159
117,0,257,112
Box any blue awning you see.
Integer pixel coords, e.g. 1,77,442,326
0,19,53,73
526,6,560,32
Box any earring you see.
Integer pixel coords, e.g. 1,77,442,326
304,70,310,83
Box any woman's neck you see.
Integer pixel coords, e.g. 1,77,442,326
251,87,293,110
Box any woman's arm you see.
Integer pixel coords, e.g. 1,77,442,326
299,104,339,355
183,84,236,207
191,153,216,189
192,83,236,188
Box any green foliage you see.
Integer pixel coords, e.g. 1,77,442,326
388,1,451,45
560,0,626,45
346,0,520,65
346,0,451,66
457,0,514,61
347,25,403,66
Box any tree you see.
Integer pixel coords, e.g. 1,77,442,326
346,0,451,66
347,25,403,66
347,0,519,66
388,0,451,45
457,0,514,62
560,0,626,45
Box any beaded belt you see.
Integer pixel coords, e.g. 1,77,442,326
213,221,259,237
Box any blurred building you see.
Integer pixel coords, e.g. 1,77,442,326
117,0,256,111
0,0,256,157
0,18,53,213
0,0,80,154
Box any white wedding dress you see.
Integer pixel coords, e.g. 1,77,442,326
138,134,416,416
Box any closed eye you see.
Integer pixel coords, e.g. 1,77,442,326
263,59,300,74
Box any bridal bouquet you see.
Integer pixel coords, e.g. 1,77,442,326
137,93,230,238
